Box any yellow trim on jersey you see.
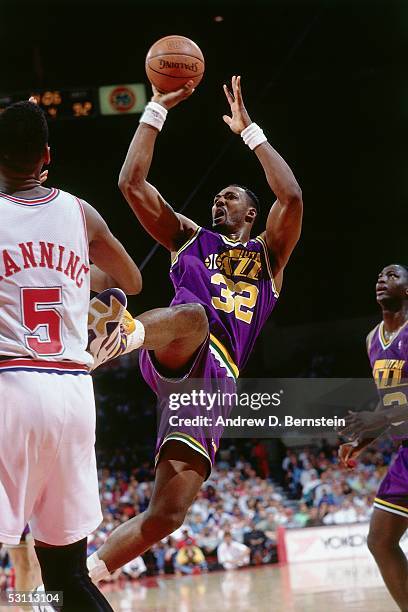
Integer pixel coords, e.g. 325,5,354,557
170,226,201,267
379,320,408,350
209,334,239,379
374,497,408,515
255,235,279,297
220,234,249,247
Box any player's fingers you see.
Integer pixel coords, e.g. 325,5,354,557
223,84,234,105
222,115,232,126
231,75,238,96
39,170,48,184
235,75,243,102
182,81,195,97
29,96,38,104
338,424,355,436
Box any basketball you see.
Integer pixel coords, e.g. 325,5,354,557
145,35,205,93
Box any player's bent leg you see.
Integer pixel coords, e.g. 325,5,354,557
367,508,408,611
139,303,209,373
35,539,114,612
88,297,208,373
88,441,208,580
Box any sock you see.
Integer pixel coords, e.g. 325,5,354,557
121,320,145,355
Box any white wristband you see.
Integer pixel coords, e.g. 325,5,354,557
241,122,267,150
139,101,168,131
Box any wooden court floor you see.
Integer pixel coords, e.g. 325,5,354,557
102,558,397,612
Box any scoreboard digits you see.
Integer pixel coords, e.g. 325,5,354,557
0,88,96,119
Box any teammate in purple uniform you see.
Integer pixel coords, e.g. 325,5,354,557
339,264,408,612
87,76,303,581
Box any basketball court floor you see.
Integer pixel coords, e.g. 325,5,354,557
101,558,397,612
0,557,397,611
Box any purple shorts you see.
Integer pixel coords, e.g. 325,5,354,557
139,334,237,477
374,446,408,518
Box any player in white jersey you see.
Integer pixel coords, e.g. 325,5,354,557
0,100,142,611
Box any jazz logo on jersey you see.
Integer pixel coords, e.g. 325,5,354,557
204,248,262,280
373,359,405,388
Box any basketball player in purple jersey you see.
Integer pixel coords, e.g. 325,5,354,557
339,264,408,611
87,76,303,581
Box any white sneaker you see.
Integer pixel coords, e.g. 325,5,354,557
87,288,128,370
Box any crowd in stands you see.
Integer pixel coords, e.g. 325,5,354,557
281,438,394,525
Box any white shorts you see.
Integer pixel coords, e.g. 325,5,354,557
0,370,102,546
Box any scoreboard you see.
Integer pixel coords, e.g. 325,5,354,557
0,88,96,120
0,84,146,119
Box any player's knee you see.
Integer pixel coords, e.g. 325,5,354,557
144,506,186,540
367,529,395,557
12,552,31,574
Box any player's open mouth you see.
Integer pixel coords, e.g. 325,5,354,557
214,209,226,222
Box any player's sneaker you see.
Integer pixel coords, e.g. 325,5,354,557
87,288,128,370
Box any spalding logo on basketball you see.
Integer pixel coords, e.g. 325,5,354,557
145,35,205,93
109,86,136,112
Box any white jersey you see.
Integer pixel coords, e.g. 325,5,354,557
0,187,92,369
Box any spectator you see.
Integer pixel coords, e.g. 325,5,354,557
122,556,147,580
244,521,269,565
217,532,250,570
196,527,220,557
174,539,208,575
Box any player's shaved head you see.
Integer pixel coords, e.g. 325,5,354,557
0,101,48,172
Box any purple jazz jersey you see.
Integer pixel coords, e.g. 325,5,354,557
139,227,279,473
169,227,279,373
368,321,408,516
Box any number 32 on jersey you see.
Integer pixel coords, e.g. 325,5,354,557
211,273,259,324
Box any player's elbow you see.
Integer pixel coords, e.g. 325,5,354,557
123,267,143,295
284,185,303,209
118,172,145,202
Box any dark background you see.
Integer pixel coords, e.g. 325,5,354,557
1,0,407,377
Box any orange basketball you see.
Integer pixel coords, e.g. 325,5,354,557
145,35,205,93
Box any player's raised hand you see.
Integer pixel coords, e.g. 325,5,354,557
151,81,195,110
223,76,252,134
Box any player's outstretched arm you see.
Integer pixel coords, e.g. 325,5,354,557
223,76,303,281
118,83,197,252
82,200,142,295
